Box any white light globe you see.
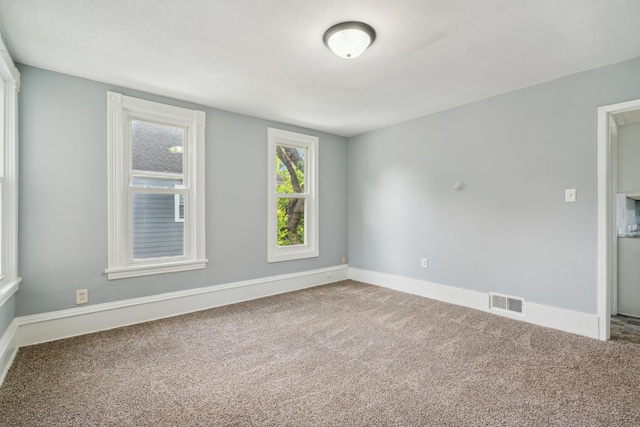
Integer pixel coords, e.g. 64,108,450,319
327,29,371,59
323,22,376,59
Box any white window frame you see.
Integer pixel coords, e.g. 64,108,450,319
0,37,21,306
267,127,319,263
106,92,207,280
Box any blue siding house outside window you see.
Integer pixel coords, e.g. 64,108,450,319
131,120,185,259
132,178,184,259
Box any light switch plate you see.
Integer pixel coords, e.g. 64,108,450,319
565,189,576,202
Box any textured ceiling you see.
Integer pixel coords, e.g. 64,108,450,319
1,0,639,137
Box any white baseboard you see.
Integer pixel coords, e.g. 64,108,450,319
349,268,599,339
0,319,18,386
3,264,599,389
17,265,348,347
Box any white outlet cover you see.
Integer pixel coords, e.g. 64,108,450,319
76,289,88,304
565,189,576,202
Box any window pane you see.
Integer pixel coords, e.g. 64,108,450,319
277,197,305,246
131,119,184,175
275,145,306,194
132,192,184,259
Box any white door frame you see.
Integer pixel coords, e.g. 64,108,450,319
597,98,640,340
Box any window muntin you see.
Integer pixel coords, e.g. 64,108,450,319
267,128,318,262
106,92,207,279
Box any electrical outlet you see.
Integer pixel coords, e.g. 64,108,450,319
76,289,88,304
421,258,428,269
342,256,347,264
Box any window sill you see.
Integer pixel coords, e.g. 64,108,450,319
267,247,319,263
105,259,208,280
0,277,21,308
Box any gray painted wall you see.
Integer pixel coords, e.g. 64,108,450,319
348,57,640,315
0,295,15,337
17,65,348,316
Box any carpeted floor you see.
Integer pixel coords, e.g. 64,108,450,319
1,280,639,426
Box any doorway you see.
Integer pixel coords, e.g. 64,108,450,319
597,98,640,340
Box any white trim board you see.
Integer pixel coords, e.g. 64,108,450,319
17,265,348,347
0,278,20,308
0,319,18,386
349,268,599,339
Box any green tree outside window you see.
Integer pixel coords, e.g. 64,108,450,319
275,145,306,246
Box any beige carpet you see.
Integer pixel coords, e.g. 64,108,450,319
1,280,639,426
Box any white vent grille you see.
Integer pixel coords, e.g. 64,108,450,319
491,294,507,310
489,292,524,315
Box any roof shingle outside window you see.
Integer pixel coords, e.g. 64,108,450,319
131,120,183,174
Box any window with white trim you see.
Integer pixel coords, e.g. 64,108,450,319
106,92,207,279
0,79,4,280
0,40,21,303
267,128,318,262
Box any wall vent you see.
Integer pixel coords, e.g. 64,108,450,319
489,292,525,315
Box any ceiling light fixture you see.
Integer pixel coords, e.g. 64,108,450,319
323,21,376,59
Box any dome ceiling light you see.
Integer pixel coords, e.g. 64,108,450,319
323,21,376,59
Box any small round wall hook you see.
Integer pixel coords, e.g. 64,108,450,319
453,181,464,191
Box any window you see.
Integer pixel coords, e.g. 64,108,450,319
106,92,207,279
0,41,20,302
267,128,318,262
